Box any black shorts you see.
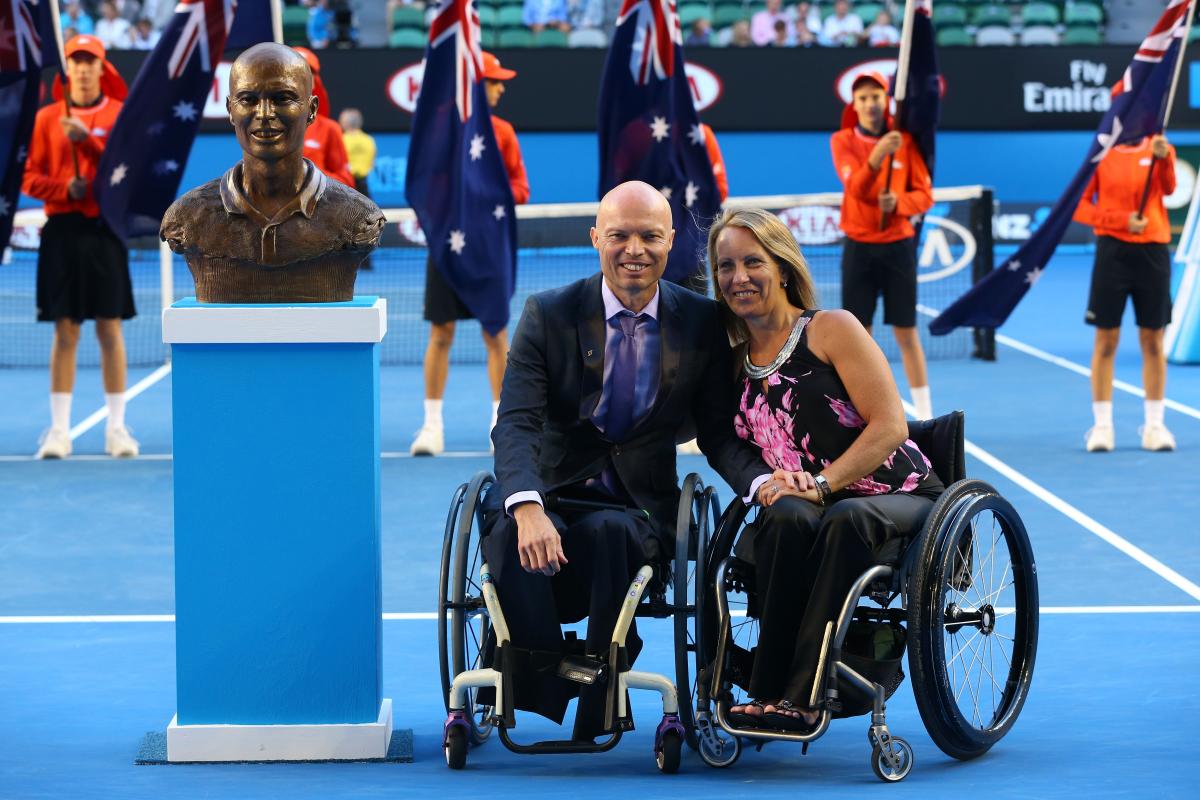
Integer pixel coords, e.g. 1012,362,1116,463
1086,236,1172,329
36,213,135,323
840,237,918,328
423,256,473,324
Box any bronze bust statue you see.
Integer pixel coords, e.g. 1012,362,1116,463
161,43,385,303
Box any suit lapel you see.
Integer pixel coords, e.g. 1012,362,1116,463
577,274,606,421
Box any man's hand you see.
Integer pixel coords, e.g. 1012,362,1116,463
67,177,88,200
1151,135,1169,160
868,131,902,169
757,469,819,506
1128,212,1148,234
878,190,898,213
59,116,89,143
513,502,568,576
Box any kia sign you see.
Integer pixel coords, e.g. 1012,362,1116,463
203,61,234,119
835,59,898,104
387,61,425,113
684,62,722,111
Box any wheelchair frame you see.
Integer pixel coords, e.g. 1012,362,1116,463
696,412,1040,781
438,471,719,773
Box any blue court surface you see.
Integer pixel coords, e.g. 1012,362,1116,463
1,252,1197,798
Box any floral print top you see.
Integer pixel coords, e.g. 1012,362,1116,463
734,310,943,500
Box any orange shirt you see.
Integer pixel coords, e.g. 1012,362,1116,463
1073,138,1176,245
23,96,124,219
304,114,355,187
830,127,932,244
492,115,529,205
701,123,728,202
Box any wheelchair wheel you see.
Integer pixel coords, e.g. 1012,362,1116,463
656,728,683,774
438,471,496,746
871,736,913,782
672,474,715,750
908,479,1039,761
444,725,468,769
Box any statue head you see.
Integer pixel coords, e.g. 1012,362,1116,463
226,43,317,165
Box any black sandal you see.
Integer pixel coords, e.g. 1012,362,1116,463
763,700,819,732
727,699,768,728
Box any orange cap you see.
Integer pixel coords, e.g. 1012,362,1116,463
481,51,516,81
291,46,331,118
65,34,106,60
293,46,320,74
852,70,889,93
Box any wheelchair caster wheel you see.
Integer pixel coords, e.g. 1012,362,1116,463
698,730,741,768
444,712,470,770
656,729,682,773
871,735,913,782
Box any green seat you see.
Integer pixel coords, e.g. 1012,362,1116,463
712,6,746,28
1064,2,1104,28
497,28,535,46
679,3,711,27
934,5,968,29
496,6,525,28
533,28,569,46
392,6,425,29
477,6,497,26
1021,2,1060,27
971,4,1011,28
935,26,972,46
854,3,884,27
282,6,308,25
479,28,499,48
1061,25,1102,45
389,28,428,48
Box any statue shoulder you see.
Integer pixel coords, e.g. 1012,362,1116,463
161,179,224,253
320,180,386,250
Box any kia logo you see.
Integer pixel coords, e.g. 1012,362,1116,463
203,61,234,119
834,59,946,104
388,62,426,114
684,63,722,111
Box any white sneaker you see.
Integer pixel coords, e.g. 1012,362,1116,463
1140,423,1176,452
410,425,444,456
35,427,72,459
676,438,702,455
105,425,140,458
1085,425,1114,452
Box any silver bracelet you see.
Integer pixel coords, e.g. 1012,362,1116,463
813,474,831,505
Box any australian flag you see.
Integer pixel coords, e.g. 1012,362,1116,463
931,0,1193,335
404,0,517,336
95,0,270,240
598,0,719,284
0,0,59,248
894,0,939,181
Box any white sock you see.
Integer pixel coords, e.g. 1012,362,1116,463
1144,399,1164,427
490,401,500,432
1093,401,1113,428
424,399,444,430
911,386,932,420
50,392,72,431
105,393,126,431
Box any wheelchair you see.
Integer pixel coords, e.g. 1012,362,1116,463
688,412,1039,781
438,470,721,773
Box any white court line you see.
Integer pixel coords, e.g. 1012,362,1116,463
68,363,173,441
902,398,1200,603
0,451,488,463
916,304,1200,421
3,606,1198,624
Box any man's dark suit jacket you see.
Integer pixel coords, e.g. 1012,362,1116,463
491,273,766,540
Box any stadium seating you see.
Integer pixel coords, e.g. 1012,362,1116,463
497,28,535,47
1020,25,1061,46
1062,25,1103,45
1064,2,1105,28
971,4,1012,28
712,6,747,29
854,3,885,26
534,28,570,47
1021,2,1061,28
391,5,425,30
975,25,1016,46
934,5,969,30
568,28,608,47
679,3,711,27
496,6,525,28
389,28,427,48
936,26,973,46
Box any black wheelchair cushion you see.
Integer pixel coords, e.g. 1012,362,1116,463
906,411,966,487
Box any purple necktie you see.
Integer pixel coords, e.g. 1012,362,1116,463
604,312,639,443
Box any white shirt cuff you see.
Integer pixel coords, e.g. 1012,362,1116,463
504,491,543,516
744,474,772,505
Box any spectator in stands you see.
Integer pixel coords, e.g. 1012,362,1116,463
129,17,160,50
94,2,131,49
819,0,864,46
568,0,605,31
306,0,335,49
770,18,796,46
60,2,95,36
139,0,177,32
524,0,571,33
793,1,820,46
866,9,900,47
112,0,142,23
751,0,793,46
686,18,713,47
730,19,754,47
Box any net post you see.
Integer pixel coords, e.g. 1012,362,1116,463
970,188,996,362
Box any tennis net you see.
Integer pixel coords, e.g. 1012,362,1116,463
0,186,994,368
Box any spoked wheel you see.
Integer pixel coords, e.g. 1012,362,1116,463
437,471,496,746
871,735,914,782
908,479,1039,760
673,474,715,750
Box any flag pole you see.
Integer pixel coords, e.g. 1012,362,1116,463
1139,0,1196,215
270,0,284,44
45,0,80,180
882,0,915,231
